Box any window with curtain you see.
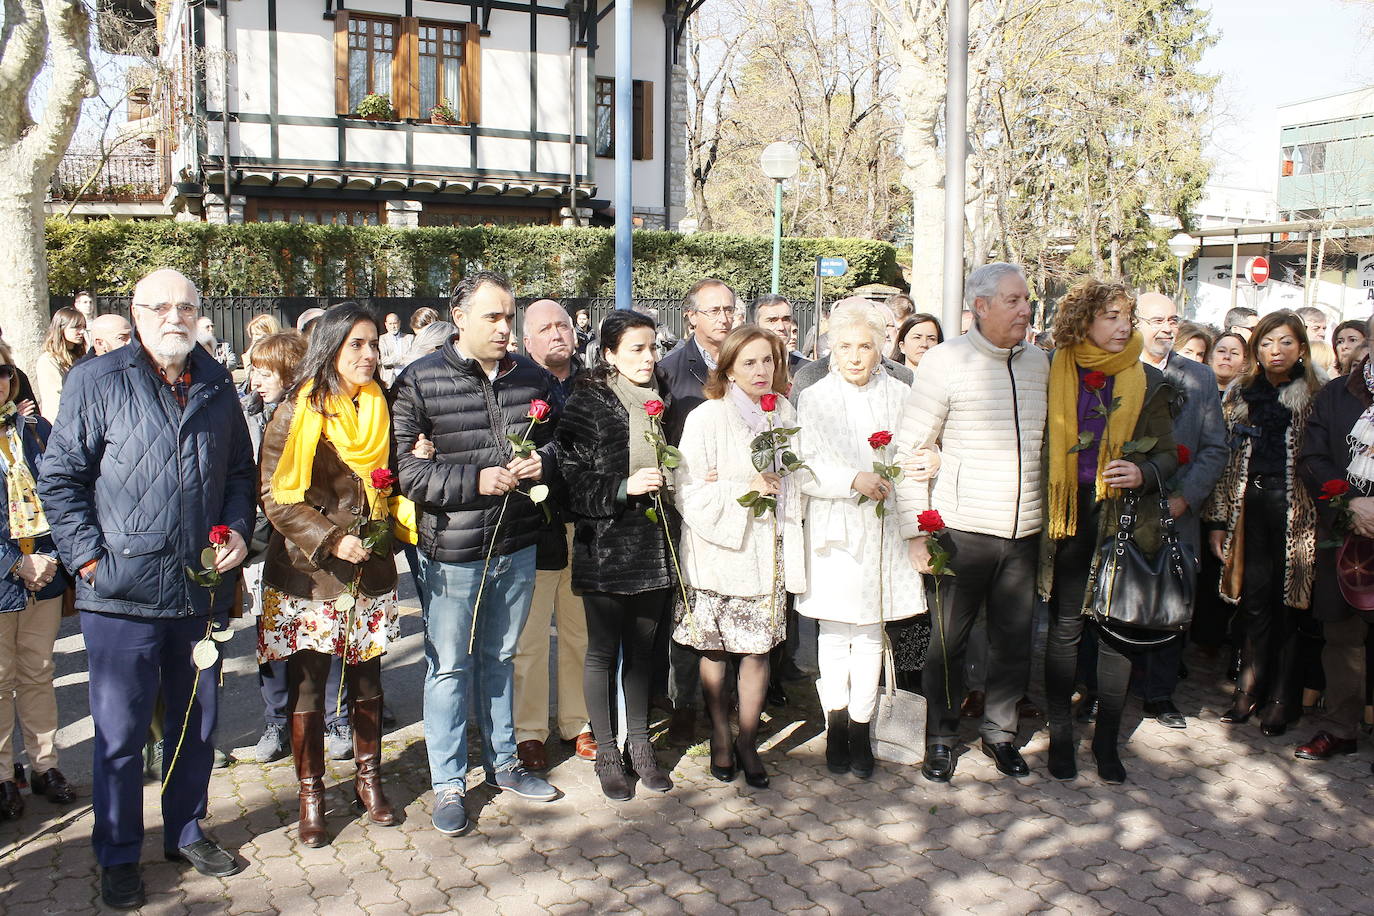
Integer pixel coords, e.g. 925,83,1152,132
419,23,463,115
595,77,614,157
348,16,396,110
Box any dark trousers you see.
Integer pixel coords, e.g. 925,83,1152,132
922,529,1037,746
583,589,670,747
83,611,222,866
1237,481,1317,708
1044,489,1136,741
1321,614,1372,740
287,650,382,713
258,617,348,728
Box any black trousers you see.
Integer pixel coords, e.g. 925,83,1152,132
583,589,671,747
922,529,1037,746
1044,488,1138,740
1236,480,1323,708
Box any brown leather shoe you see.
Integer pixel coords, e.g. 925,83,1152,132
574,733,597,761
291,711,328,848
351,696,396,826
1295,731,1358,760
1016,696,1044,719
516,739,549,772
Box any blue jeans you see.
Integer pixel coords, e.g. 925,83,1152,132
419,546,536,793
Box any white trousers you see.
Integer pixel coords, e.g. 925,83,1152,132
816,621,884,723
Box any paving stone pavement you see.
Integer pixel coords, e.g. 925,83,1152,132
4,597,1374,915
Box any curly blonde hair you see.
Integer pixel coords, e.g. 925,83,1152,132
1050,279,1136,349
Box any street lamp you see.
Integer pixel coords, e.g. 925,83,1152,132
1167,231,1198,309
760,142,800,294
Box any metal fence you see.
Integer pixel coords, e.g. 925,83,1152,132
49,152,169,203
52,295,830,359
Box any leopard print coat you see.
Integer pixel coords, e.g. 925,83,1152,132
1202,369,1324,609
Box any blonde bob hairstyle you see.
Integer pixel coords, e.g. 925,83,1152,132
703,325,789,400
825,300,887,355
1050,278,1136,350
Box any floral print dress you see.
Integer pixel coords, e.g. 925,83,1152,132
258,586,399,665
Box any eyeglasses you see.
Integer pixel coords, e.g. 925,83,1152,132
692,307,735,321
133,302,198,317
1142,316,1180,328
0,366,14,380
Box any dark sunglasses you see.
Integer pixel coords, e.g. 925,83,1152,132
0,366,15,380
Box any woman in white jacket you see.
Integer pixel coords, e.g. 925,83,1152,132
675,325,806,790
797,301,931,779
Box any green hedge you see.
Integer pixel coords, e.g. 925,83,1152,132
45,220,900,300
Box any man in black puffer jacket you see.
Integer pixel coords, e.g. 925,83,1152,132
392,271,561,837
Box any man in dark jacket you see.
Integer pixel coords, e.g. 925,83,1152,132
392,271,560,838
39,269,255,909
1136,292,1229,728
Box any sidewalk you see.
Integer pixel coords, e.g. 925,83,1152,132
3,602,1372,914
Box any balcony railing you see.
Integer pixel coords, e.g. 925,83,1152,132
50,152,169,203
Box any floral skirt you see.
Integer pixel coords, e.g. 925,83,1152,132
673,537,786,655
258,586,399,665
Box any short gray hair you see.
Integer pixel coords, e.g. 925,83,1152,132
964,263,1026,309
826,300,886,353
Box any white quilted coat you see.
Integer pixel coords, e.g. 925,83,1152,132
894,326,1049,540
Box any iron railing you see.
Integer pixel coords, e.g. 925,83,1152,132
49,152,169,203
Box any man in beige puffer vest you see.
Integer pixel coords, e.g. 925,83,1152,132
895,263,1049,783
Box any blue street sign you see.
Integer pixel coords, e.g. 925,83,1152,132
817,256,848,277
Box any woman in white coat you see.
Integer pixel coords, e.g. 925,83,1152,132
797,301,931,779
675,325,806,791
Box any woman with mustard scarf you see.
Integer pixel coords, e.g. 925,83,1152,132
259,304,400,847
1039,280,1178,785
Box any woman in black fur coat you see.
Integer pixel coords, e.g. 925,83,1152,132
558,310,678,800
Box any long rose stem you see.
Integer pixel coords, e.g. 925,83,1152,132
653,490,694,641
162,615,214,794
470,493,512,654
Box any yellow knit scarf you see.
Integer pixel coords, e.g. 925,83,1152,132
1046,332,1146,540
270,381,391,508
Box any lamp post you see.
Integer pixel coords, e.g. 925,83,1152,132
1167,231,1198,311
760,142,800,295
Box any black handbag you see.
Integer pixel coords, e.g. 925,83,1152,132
1088,462,1198,646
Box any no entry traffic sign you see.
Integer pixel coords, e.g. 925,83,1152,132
1247,256,1270,285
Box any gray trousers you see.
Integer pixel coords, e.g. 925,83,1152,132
923,530,1038,746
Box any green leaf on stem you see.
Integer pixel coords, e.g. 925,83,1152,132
1120,436,1158,455
200,547,217,569
1067,431,1096,454
775,427,800,437
661,446,683,469
738,491,760,507
780,450,799,468
857,494,869,504
752,450,773,472
875,502,887,518
191,639,219,670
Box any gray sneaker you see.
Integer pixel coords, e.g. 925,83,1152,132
493,765,558,802
431,788,470,836
253,723,289,763
326,723,354,761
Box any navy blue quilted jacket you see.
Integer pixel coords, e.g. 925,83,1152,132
0,416,70,613
38,345,257,618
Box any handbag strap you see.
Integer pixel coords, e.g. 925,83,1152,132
1142,460,1192,577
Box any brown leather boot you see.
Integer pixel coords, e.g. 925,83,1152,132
291,711,328,847
351,695,396,825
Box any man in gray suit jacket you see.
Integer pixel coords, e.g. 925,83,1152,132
1136,292,1229,727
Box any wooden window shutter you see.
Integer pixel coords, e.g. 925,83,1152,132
395,17,420,119
333,10,351,115
633,80,653,160
460,22,482,125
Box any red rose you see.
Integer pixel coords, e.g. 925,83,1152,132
868,430,893,450
644,400,665,418
528,399,552,422
917,510,945,533
1083,370,1108,392
1320,479,1351,500
759,393,779,413
371,468,397,491
208,525,232,546
1177,444,1191,465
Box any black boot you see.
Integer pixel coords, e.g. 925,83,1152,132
594,746,631,801
848,719,874,780
623,739,673,793
825,710,850,775
1047,723,1077,781
1091,714,1126,784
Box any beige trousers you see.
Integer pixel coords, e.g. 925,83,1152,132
513,539,589,743
0,595,63,772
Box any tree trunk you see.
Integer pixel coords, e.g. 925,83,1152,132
0,171,46,370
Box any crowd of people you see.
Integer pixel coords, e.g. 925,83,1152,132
1,265,1372,911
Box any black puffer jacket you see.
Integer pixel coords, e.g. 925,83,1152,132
557,382,676,594
392,342,559,564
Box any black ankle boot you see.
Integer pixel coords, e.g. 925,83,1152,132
594,746,631,801
848,720,875,779
1091,730,1125,785
825,710,850,774
1048,724,1077,781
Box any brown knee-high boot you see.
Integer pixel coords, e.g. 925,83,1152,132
291,711,328,847
351,695,396,825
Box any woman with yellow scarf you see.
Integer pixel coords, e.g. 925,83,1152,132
1038,280,1177,785
260,303,399,847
